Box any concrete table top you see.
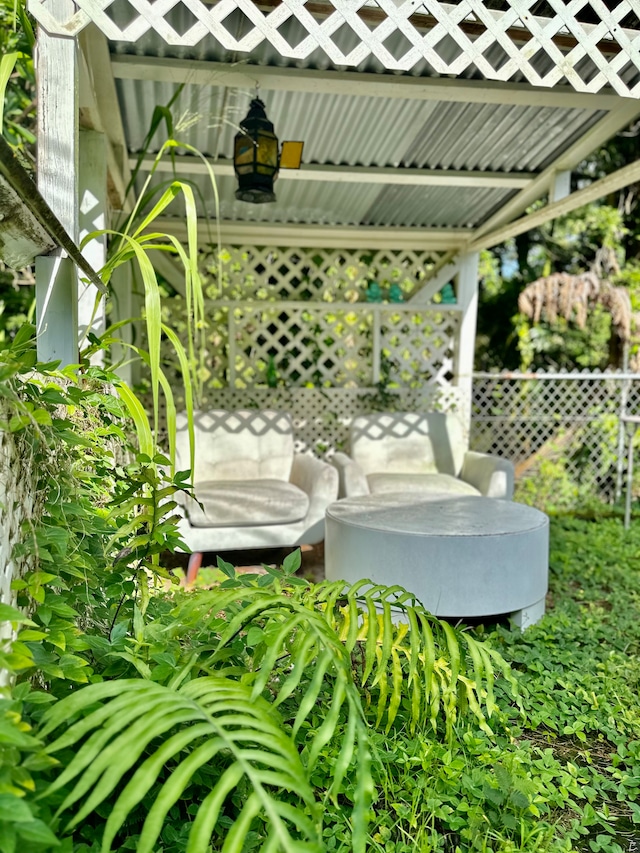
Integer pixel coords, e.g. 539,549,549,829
325,494,549,628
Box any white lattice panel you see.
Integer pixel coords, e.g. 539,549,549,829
28,0,640,96
230,304,374,388
380,308,459,388
471,371,640,497
206,247,440,303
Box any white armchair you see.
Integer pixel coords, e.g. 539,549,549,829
174,410,339,573
332,412,514,500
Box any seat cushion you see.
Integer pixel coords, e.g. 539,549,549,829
184,479,309,528
367,472,481,498
351,412,468,477
176,410,295,484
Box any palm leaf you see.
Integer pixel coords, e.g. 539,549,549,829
39,676,322,853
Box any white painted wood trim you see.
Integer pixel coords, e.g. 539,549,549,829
227,309,237,387
132,154,536,189
79,26,132,213
453,252,479,432
111,55,624,111
78,128,107,358
211,300,463,312
151,218,470,251
550,170,571,203
468,156,640,252
110,263,134,384
409,261,459,304
36,253,79,366
35,8,79,366
150,249,186,296
372,309,381,385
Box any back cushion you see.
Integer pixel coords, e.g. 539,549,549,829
175,410,294,484
350,412,467,477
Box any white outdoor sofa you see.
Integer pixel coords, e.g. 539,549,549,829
332,411,514,500
174,409,339,563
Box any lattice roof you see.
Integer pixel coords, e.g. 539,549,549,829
31,0,640,95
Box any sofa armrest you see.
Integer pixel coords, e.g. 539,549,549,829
290,453,339,523
331,452,370,498
460,451,514,499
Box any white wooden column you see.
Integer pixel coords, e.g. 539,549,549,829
453,252,480,433
110,264,134,384
78,129,107,361
35,5,79,366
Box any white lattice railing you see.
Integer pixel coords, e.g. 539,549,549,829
218,301,461,389
199,385,464,456
471,370,640,498
27,0,640,96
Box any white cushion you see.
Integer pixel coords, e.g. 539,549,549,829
351,412,467,477
185,480,309,527
176,410,294,485
367,472,481,497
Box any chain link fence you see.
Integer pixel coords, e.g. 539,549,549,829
470,371,640,505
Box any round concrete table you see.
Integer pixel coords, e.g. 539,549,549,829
325,494,549,629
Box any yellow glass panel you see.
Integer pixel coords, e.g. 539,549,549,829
280,140,304,169
257,135,278,169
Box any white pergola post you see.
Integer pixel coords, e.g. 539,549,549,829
110,264,134,384
35,3,79,367
454,252,480,433
78,129,107,361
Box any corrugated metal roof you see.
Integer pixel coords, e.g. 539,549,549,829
118,77,604,173
116,70,605,230
361,184,513,228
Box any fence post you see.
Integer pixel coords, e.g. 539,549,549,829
615,342,630,502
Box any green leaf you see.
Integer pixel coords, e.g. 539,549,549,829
0,54,19,128
41,677,321,853
0,604,32,625
16,820,59,846
0,796,33,823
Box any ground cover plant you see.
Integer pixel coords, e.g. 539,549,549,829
3,340,640,853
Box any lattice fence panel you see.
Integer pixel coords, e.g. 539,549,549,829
28,0,640,96
198,385,463,457
230,304,374,388
380,308,459,388
204,246,441,303
471,372,640,500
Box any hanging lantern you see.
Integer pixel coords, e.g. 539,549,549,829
234,98,280,204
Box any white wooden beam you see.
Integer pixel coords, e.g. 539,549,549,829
468,156,640,252
409,260,459,304
151,218,470,251
470,99,640,244
132,154,536,189
150,249,186,296
78,129,107,360
80,26,132,213
35,3,79,367
111,54,623,111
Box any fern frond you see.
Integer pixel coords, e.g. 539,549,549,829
39,676,322,853
302,579,517,738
